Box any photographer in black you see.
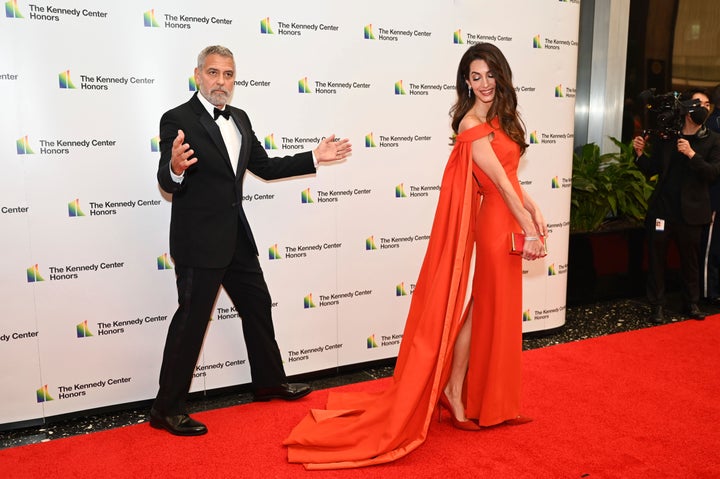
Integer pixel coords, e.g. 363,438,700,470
633,89,720,323
701,84,720,304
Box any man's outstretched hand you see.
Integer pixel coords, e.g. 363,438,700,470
171,129,198,175
314,134,352,164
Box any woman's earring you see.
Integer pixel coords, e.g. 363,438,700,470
468,85,472,98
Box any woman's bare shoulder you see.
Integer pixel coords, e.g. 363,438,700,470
458,114,482,133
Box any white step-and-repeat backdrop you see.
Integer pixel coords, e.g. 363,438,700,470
0,0,579,427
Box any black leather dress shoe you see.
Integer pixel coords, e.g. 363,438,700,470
149,408,207,436
253,383,311,402
686,304,707,320
650,305,664,324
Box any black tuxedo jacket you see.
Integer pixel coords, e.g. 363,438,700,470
636,128,720,226
157,93,315,268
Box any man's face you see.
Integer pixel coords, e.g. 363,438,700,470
687,92,711,126
195,53,235,107
692,92,711,109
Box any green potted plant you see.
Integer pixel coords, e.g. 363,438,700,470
568,137,655,303
570,137,654,233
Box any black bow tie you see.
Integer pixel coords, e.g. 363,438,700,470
213,107,231,120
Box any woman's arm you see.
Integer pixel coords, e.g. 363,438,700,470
471,136,546,260
521,187,548,237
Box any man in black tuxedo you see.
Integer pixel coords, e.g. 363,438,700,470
150,45,351,436
634,89,720,324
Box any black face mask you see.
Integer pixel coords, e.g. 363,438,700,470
690,107,709,125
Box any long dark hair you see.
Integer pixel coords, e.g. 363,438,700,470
449,43,528,154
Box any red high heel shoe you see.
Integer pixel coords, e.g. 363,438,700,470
503,415,533,426
438,392,482,431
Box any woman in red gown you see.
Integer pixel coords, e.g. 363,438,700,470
283,43,548,470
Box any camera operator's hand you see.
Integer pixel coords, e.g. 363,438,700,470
633,136,646,157
677,138,695,159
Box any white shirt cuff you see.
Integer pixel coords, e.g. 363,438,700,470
170,162,184,183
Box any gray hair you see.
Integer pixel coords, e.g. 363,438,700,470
197,45,234,69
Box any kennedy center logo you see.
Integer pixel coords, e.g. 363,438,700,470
76,320,93,338
36,385,53,402
304,294,316,309
68,199,85,217
264,134,278,150
260,17,274,34
268,244,282,260
16,136,34,154
5,0,23,18
554,83,575,98
301,188,314,204
143,9,159,27
59,70,76,89
157,253,173,270
298,77,311,94
26,264,44,282
453,29,464,44
395,184,407,198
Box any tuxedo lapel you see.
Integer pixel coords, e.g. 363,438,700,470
189,94,234,174
199,114,233,170
229,108,251,178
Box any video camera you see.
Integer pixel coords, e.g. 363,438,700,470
639,89,702,139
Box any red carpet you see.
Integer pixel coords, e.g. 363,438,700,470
2,317,719,478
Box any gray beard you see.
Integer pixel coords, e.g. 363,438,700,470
200,90,232,107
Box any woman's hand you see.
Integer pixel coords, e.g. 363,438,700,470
531,209,548,238
522,235,546,261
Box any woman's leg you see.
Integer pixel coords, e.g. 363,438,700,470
443,303,472,421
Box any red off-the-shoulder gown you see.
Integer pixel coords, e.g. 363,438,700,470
284,120,523,469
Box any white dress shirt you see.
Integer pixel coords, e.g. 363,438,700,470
171,93,242,183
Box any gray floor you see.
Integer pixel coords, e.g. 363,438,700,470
1,295,714,450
